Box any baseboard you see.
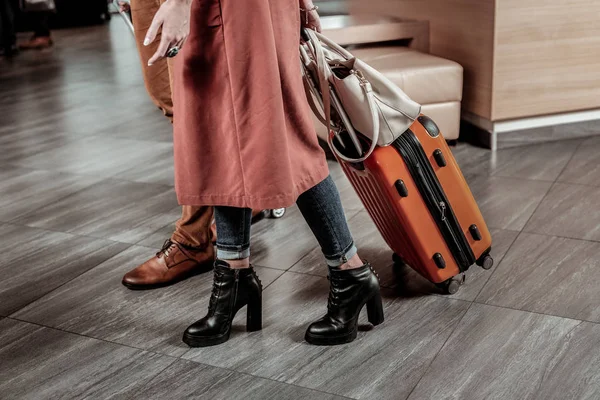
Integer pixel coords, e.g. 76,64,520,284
460,109,600,150
459,120,495,150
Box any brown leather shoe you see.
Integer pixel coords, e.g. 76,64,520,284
19,36,53,50
122,240,214,290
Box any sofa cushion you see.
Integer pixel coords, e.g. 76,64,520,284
421,101,461,140
350,46,463,106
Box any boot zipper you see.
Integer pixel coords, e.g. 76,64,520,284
230,270,240,321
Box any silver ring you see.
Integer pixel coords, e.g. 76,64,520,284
166,46,180,58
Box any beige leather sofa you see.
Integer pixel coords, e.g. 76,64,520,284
351,46,463,140
313,16,464,142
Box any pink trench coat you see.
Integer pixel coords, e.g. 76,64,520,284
171,0,329,209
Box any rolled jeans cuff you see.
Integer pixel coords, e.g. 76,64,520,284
324,242,358,268
216,245,250,260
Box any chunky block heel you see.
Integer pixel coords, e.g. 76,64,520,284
246,296,262,332
183,261,263,347
366,293,384,326
305,263,384,346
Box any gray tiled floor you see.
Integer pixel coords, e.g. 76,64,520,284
1,19,600,400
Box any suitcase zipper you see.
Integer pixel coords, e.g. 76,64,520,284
439,201,446,222
393,131,476,271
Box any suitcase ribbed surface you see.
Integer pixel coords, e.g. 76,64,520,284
333,117,492,286
341,163,420,267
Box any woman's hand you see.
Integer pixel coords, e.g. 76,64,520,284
145,0,192,66
117,1,130,13
300,1,321,33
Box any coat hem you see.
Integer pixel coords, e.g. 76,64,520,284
176,161,330,210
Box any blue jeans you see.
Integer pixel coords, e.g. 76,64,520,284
214,175,357,267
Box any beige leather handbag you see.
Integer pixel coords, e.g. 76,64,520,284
302,30,421,162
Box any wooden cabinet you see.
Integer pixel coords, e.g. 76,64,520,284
350,0,600,122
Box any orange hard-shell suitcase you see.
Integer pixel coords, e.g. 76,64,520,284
299,30,493,294
338,115,493,294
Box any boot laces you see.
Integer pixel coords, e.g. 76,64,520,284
327,274,343,313
157,239,178,259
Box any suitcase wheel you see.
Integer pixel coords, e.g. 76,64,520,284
476,254,494,270
437,274,465,295
392,253,406,266
391,253,408,277
269,208,286,219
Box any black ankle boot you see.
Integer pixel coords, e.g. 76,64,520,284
183,260,262,347
305,263,384,345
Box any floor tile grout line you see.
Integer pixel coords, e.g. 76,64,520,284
518,229,600,245
470,232,521,302
2,120,176,146
132,220,180,247
403,301,476,400
507,138,582,238
10,289,598,364
178,357,357,400
470,299,600,326
258,268,287,291
173,348,355,400
3,134,590,395
486,225,522,233
552,139,586,185
5,245,136,318
0,220,175,250
467,140,584,318
485,138,585,184
2,162,176,193
122,357,181,400
0,220,132,246
284,208,363,274
8,288,598,397
464,171,570,186
489,173,556,184
0,169,176,239
4,315,181,361
286,248,319,273
446,289,600,326
263,266,403,291
552,179,600,190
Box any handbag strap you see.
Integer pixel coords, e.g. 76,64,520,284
305,29,380,163
302,71,329,127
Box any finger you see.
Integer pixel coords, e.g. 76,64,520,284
175,34,188,49
144,12,163,46
311,11,322,33
162,38,185,61
148,36,173,65
173,37,186,53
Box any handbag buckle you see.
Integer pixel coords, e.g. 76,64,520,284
353,70,367,83
352,70,372,91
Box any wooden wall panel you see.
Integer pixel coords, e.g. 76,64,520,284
349,0,496,120
493,0,600,120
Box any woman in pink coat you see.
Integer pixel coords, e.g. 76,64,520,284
145,0,384,346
